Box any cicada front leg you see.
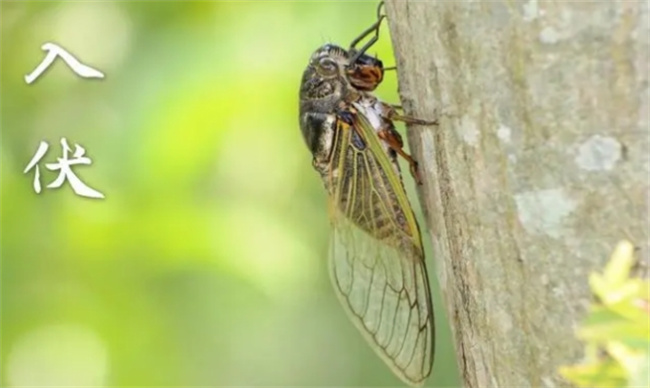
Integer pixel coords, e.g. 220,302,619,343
380,102,438,126
377,124,423,185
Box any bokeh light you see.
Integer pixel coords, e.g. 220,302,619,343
1,2,460,386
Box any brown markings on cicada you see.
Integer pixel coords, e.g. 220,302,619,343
346,55,384,92
375,101,438,186
378,128,423,185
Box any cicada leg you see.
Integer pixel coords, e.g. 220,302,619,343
377,128,423,185
381,102,438,126
348,2,386,64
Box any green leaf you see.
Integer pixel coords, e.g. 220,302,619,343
602,240,636,288
560,359,627,388
560,240,650,388
627,355,649,388
579,307,649,345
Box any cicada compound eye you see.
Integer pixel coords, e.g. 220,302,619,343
318,57,338,76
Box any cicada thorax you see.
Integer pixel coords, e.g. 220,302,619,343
299,49,396,199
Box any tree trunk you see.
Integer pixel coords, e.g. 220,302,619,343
384,1,649,387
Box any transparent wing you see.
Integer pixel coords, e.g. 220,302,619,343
326,107,435,386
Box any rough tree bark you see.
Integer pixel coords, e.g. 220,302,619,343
384,1,649,387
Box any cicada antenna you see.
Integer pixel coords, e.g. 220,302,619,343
348,1,386,64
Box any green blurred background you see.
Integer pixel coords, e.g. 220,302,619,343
1,1,460,386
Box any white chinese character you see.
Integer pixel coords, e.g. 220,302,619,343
24,138,105,199
25,42,105,84
23,141,49,193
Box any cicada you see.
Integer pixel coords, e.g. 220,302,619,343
298,2,437,386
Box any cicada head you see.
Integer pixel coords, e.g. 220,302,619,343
299,44,351,102
299,43,385,102
298,42,386,161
